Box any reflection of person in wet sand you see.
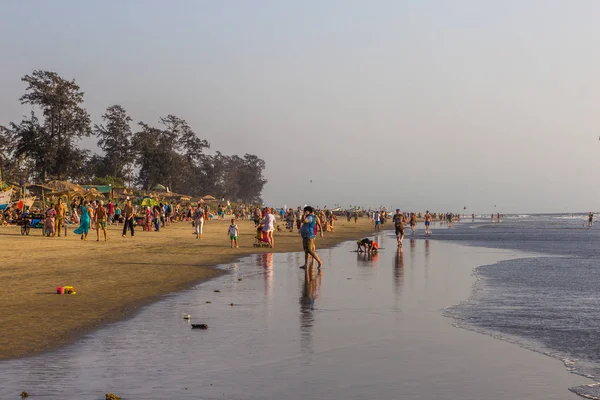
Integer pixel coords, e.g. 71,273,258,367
301,262,322,311
394,248,405,289
299,261,321,354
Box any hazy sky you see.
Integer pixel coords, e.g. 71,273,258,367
1,0,599,213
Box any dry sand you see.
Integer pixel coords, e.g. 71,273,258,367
0,216,380,360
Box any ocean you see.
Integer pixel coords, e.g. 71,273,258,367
437,213,600,399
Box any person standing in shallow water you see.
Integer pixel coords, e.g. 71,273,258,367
393,209,405,247
424,210,432,236
409,213,417,235
589,212,594,227
300,206,323,269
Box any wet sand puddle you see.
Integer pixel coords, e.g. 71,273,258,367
0,233,590,399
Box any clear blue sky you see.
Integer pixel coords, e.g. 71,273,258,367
1,0,600,213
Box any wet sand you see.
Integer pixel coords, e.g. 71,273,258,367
0,232,592,399
0,216,378,360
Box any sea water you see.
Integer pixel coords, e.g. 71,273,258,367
437,214,600,399
0,221,592,399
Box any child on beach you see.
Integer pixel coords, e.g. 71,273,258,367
228,218,239,248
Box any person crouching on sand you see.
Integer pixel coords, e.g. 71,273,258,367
357,238,378,253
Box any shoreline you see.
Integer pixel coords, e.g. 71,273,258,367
0,216,388,360
1,232,592,399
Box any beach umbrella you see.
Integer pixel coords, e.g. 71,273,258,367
141,197,159,208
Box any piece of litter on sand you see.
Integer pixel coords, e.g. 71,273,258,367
213,290,221,293
205,301,212,304
191,323,208,329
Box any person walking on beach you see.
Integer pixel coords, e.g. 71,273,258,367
410,213,417,235
74,200,92,240
95,200,108,241
228,218,239,248
425,210,432,236
122,200,135,238
393,209,405,247
374,211,381,232
264,207,276,248
114,204,121,224
589,212,594,227
194,202,205,239
107,200,115,225
45,203,56,237
300,206,323,269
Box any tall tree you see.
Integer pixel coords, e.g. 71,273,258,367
132,115,209,192
11,70,91,181
93,105,134,179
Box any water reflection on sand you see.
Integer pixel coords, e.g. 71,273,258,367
0,234,589,400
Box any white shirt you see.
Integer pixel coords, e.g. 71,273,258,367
264,213,276,231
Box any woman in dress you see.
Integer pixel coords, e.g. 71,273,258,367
73,200,92,240
45,203,56,237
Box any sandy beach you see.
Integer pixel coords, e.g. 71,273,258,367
0,216,380,360
0,231,593,399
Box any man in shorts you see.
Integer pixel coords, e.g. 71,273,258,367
300,206,323,269
95,200,108,241
374,211,381,232
392,209,405,247
425,210,432,236
409,212,417,235
55,198,67,237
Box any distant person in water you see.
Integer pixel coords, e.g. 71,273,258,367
393,209,405,247
497,213,500,222
491,214,494,222
410,212,417,235
425,210,432,236
589,212,594,227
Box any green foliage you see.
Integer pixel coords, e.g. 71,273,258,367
1,70,267,202
92,175,126,188
94,105,134,179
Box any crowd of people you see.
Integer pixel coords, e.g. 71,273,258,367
2,197,469,272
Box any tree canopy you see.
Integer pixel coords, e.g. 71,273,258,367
0,70,267,203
